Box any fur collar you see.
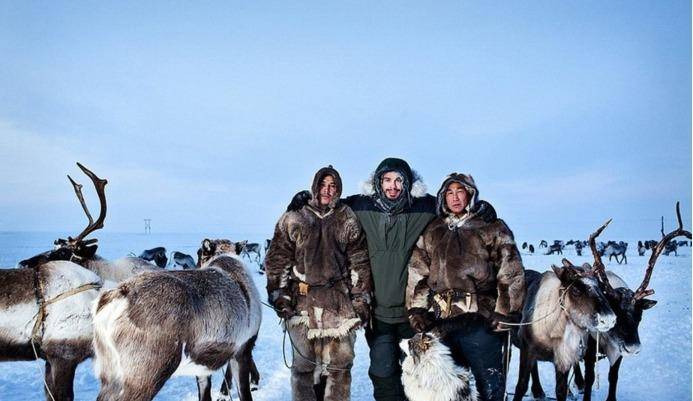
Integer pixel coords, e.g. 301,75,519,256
360,171,428,198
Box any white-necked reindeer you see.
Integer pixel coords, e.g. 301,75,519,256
511,244,617,401
93,238,262,401
551,203,691,401
0,163,111,401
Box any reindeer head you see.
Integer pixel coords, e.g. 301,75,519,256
587,203,690,355
18,163,106,269
196,238,244,267
551,259,616,332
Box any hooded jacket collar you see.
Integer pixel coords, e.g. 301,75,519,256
308,165,342,215
435,172,480,220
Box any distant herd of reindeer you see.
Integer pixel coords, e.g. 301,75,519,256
0,163,690,401
521,235,689,264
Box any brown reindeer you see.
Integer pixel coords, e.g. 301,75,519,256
92,238,262,401
0,163,111,401
0,261,101,401
511,246,617,401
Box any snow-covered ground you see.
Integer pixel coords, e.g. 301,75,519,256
0,232,690,400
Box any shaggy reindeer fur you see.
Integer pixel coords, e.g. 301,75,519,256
512,264,616,401
401,332,478,401
0,261,101,401
93,239,261,401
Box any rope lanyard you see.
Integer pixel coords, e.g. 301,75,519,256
28,279,101,401
260,300,352,372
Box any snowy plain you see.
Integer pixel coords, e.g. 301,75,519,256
0,231,690,401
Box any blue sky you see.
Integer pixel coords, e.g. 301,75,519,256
0,1,690,241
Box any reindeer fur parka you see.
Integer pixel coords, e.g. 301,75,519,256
406,173,525,325
266,166,372,339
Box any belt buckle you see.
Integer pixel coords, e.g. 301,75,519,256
463,292,472,311
299,282,309,296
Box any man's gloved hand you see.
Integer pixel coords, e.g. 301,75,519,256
491,311,522,332
287,190,311,212
274,297,295,320
472,200,497,223
352,297,371,327
408,308,432,333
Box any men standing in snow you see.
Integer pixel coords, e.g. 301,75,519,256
406,172,525,401
288,158,497,401
265,165,372,401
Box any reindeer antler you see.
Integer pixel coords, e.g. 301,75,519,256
588,219,613,289
67,162,108,244
634,202,692,301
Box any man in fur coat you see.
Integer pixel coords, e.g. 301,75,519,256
265,165,372,401
288,158,497,401
406,172,525,401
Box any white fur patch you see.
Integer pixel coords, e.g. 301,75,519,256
401,336,477,401
92,295,128,384
173,345,215,377
0,302,38,343
41,261,101,342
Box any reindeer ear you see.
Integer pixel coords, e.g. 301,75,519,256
636,298,657,310
561,258,573,268
234,242,245,255
551,264,563,278
202,239,214,254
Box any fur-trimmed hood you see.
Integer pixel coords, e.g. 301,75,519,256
435,173,479,216
360,158,428,215
360,171,428,198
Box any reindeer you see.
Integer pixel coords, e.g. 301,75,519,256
0,261,102,401
532,204,691,401
545,243,563,255
138,247,168,268
539,240,548,248
92,238,262,401
604,241,628,264
575,240,584,256
170,251,197,270
663,240,678,256
511,234,617,401
637,240,646,256
0,163,112,401
239,241,262,265
19,163,160,287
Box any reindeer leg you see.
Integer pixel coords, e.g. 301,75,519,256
236,347,253,401
250,358,260,390
555,367,569,401
218,363,233,399
196,376,212,401
530,362,546,400
572,363,584,392
512,349,532,401
582,336,597,401
44,357,79,401
605,357,622,401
